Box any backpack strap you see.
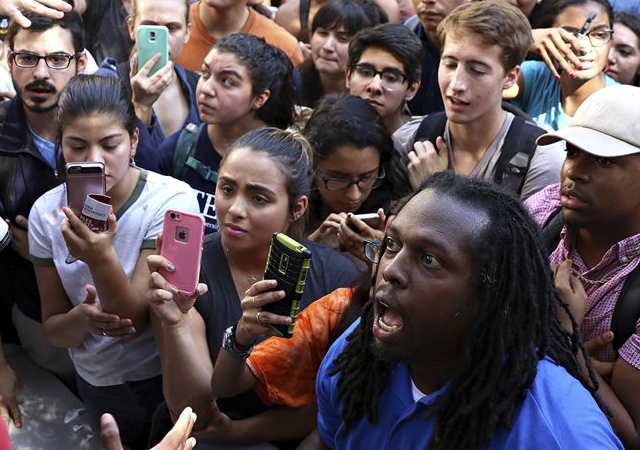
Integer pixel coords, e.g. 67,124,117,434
611,265,640,353
173,123,218,183
542,205,640,354
541,207,564,256
412,111,447,148
493,116,545,194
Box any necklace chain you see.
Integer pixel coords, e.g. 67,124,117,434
570,266,624,285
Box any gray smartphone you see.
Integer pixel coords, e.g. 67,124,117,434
65,162,106,216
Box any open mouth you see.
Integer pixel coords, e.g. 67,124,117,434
376,300,403,333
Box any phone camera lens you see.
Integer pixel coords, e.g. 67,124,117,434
170,213,176,220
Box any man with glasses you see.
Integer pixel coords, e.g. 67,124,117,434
345,24,432,198
405,1,564,201
0,8,85,428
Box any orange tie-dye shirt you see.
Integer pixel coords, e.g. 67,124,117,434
247,287,356,407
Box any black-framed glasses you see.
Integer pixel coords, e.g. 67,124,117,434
316,166,385,191
566,28,614,47
10,51,77,69
351,63,408,90
363,239,381,264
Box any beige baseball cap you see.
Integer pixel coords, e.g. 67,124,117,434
536,85,640,157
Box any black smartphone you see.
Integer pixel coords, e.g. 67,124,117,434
262,232,312,338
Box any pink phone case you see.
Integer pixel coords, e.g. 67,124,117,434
159,209,205,296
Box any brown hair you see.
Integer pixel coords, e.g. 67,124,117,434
130,0,191,25
437,1,533,73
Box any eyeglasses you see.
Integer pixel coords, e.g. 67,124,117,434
10,51,77,69
351,63,408,90
363,239,381,264
567,28,614,47
316,166,385,191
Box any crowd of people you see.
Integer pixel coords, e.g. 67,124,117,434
1,0,640,449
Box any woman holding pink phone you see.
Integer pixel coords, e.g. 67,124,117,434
28,75,198,449
147,127,359,448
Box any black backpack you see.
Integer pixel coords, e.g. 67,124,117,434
412,111,545,195
542,209,640,353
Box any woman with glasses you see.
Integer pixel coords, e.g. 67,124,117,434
294,0,387,108
304,94,395,265
513,0,617,130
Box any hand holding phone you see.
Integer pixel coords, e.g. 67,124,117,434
262,233,312,338
136,25,169,77
159,209,205,297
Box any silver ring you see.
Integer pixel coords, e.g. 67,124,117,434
256,311,266,326
101,330,107,337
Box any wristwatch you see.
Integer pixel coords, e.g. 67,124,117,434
222,325,256,359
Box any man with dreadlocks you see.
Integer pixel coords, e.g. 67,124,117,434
527,84,640,449
314,171,622,449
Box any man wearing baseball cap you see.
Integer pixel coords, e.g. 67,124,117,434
526,84,640,448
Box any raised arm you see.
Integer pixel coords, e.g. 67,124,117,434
147,254,214,427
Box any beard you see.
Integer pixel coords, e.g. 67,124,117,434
371,337,411,364
14,78,59,113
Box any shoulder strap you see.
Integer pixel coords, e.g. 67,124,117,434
542,205,640,354
173,123,218,183
541,207,563,256
611,265,640,353
413,112,447,148
494,116,545,194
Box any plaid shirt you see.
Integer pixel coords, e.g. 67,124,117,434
526,183,640,369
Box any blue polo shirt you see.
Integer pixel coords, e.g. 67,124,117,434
317,319,624,449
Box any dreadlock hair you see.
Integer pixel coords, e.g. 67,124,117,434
331,171,601,449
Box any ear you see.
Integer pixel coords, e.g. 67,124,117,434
252,89,271,110
6,47,12,71
290,195,309,223
503,65,520,91
130,127,140,158
184,22,192,45
404,79,421,102
345,67,352,90
126,16,136,41
76,50,88,74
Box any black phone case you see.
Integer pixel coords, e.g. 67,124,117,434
262,233,312,338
